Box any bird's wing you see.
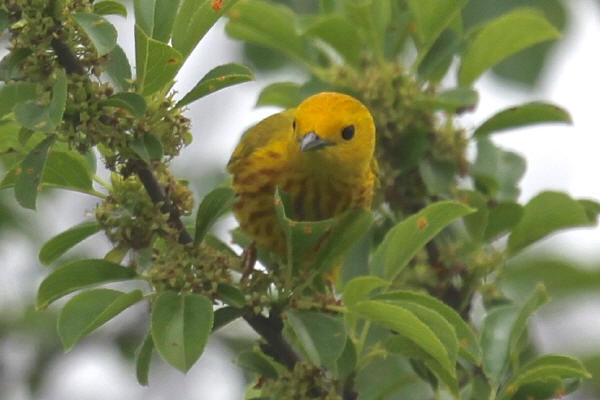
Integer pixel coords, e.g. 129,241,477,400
227,108,295,172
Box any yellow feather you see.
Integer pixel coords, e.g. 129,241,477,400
228,92,377,257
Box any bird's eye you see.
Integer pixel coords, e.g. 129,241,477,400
341,125,355,140
292,119,296,130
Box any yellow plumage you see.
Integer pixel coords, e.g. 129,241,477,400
227,92,377,256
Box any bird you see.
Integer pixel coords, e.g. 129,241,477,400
227,92,377,261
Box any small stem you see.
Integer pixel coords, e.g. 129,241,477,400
295,300,347,314
93,174,111,191
136,167,193,245
356,320,371,357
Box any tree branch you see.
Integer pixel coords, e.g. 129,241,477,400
51,39,86,75
136,167,193,245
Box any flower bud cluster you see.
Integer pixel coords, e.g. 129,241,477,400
150,243,236,299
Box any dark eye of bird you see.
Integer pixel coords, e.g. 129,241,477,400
292,119,296,130
341,125,355,140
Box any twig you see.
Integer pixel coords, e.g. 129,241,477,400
136,167,193,245
51,39,86,75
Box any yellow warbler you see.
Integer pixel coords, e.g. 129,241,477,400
227,92,377,256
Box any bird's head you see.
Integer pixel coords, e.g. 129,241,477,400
293,92,376,172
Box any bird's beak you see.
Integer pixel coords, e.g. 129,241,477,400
300,132,334,152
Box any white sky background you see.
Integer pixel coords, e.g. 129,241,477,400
1,1,600,399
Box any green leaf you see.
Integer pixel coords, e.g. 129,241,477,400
459,8,560,86
472,138,526,201
15,69,67,132
135,25,183,96
172,0,240,58
484,202,523,241
106,45,132,92
474,102,571,137
342,275,388,308
256,82,301,109
303,15,362,65
194,186,235,245
313,210,374,275
0,118,22,155
340,227,372,284
351,300,454,375
425,88,479,113
39,221,102,265
386,336,459,398
100,92,147,117
151,292,213,372
213,306,244,331
217,283,246,308
371,201,474,280
503,257,600,302
71,13,117,56
500,355,590,400
480,305,519,384
2,150,95,195
177,63,254,107
0,10,8,32
14,135,55,209
508,191,594,255
0,82,38,118
286,310,346,369
237,350,279,379
336,338,357,380
36,259,138,309
457,190,488,242
397,302,459,366
274,188,335,268
58,289,143,350
129,133,163,163
376,290,481,365
406,0,467,52
134,0,182,42
225,1,311,66
93,1,127,17
481,285,548,384
135,333,154,386
0,48,32,81
419,159,457,197
342,0,389,60
418,29,463,83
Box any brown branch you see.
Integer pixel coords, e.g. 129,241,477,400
136,167,193,245
51,39,86,75
245,313,300,370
